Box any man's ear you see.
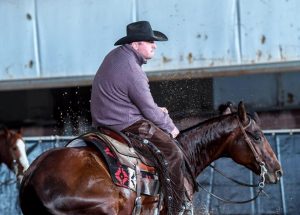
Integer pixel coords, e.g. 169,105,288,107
131,42,139,50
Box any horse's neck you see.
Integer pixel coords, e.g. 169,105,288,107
0,137,7,165
0,135,11,167
178,116,236,177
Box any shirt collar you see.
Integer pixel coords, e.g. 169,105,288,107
123,44,147,65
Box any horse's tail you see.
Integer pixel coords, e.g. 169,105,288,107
19,160,54,215
19,180,52,215
19,150,56,215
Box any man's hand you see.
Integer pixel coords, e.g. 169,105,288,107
160,107,169,114
171,127,179,138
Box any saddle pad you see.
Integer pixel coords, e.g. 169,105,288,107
66,135,160,196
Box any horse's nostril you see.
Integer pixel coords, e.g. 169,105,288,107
275,169,283,178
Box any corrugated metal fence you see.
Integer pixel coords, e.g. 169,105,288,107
0,131,299,214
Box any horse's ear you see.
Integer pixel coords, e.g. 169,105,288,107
222,107,232,115
17,128,23,135
253,112,261,125
4,127,10,137
218,101,234,115
238,101,248,123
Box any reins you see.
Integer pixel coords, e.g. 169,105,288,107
208,164,258,187
7,137,21,178
197,116,268,204
197,163,267,204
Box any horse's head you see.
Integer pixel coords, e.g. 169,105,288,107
0,128,30,181
228,102,282,184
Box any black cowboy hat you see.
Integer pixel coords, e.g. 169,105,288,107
114,21,168,46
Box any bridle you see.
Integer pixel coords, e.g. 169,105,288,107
0,134,22,186
9,140,22,177
237,116,268,188
197,115,268,204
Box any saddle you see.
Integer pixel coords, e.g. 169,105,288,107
66,127,160,196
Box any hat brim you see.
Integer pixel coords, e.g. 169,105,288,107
114,30,168,46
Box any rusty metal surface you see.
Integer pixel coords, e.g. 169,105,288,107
0,0,300,86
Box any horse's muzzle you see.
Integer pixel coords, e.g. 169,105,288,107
275,169,283,181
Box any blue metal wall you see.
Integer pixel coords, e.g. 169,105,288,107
0,131,299,214
214,71,300,109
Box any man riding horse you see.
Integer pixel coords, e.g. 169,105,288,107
90,21,192,214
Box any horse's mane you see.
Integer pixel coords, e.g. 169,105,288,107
178,107,257,146
178,113,236,144
177,113,239,177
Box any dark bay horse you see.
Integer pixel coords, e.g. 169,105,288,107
0,127,29,182
19,102,282,214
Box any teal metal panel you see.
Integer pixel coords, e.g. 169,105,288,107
0,0,36,79
138,0,241,71
35,0,133,78
0,0,300,84
239,0,300,63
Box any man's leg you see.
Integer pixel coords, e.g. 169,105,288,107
123,119,187,213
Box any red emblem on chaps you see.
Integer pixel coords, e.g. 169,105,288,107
115,167,129,185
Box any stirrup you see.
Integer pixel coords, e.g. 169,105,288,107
179,201,193,215
179,191,194,215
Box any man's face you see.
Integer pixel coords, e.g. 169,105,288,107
132,41,157,60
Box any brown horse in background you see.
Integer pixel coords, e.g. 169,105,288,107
19,102,282,214
0,127,29,182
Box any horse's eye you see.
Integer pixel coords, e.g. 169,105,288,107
12,147,18,151
252,131,263,142
253,135,261,141
246,131,262,142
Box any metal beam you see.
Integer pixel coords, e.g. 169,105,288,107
0,60,300,91
147,60,300,81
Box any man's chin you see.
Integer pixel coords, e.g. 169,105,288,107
147,54,155,59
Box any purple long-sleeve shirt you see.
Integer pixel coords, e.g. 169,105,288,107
91,44,176,133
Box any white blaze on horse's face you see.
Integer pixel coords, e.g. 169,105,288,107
16,138,30,171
